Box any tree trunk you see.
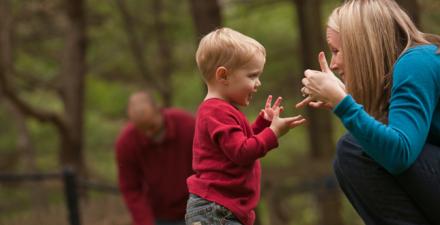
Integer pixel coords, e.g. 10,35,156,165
293,0,344,224
189,0,222,41
0,0,36,172
0,0,87,178
188,0,223,104
60,0,87,176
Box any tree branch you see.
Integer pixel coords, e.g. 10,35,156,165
113,0,166,94
0,0,65,130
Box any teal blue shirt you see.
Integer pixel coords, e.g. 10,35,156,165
334,44,440,175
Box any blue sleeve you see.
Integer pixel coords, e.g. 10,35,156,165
333,48,440,175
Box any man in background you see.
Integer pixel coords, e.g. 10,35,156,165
115,91,195,225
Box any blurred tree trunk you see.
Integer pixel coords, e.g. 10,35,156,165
0,0,40,173
398,0,420,27
6,99,49,207
188,0,223,112
189,0,222,41
59,0,87,175
0,0,87,177
292,0,344,225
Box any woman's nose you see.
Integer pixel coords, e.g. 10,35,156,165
330,58,338,70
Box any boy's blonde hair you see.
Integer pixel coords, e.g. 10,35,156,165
195,27,266,81
328,0,440,122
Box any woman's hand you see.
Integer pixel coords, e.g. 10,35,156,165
296,52,347,109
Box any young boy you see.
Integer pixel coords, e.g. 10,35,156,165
185,27,306,225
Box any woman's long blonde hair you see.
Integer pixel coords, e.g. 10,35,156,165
328,0,440,122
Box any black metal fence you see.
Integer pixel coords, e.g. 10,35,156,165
0,169,338,225
0,168,119,225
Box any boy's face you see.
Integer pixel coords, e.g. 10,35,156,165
224,53,265,106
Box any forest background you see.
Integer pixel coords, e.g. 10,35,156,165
0,0,439,224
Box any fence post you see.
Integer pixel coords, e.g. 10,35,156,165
63,167,81,225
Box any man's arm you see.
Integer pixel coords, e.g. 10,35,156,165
116,138,155,225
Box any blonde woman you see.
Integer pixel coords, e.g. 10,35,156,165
297,0,440,224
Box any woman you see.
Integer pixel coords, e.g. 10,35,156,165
297,0,440,224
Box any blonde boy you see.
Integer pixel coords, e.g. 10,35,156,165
185,28,305,225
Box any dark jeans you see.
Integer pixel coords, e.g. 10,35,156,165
185,194,242,225
334,133,440,225
156,220,185,225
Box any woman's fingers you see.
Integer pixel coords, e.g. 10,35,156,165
300,87,308,97
295,96,314,108
318,51,331,73
309,101,332,110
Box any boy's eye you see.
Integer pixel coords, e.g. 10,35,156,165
248,73,259,78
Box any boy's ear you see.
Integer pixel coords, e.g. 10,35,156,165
215,66,229,85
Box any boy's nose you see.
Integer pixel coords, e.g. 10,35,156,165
255,79,261,87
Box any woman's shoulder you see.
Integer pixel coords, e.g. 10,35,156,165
399,44,439,61
393,44,440,90
395,44,440,72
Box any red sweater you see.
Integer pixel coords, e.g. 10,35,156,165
115,108,195,225
187,99,278,225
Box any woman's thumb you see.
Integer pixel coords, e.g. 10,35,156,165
318,51,331,73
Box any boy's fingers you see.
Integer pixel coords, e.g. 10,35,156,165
295,96,313,108
319,51,331,73
265,95,273,109
289,118,307,128
283,115,304,123
273,106,282,116
272,96,282,109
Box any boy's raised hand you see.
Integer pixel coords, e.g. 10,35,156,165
269,107,306,138
261,95,283,121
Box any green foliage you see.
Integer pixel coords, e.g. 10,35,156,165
0,106,18,152
29,120,59,171
86,76,133,118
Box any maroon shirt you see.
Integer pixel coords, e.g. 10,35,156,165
187,99,278,225
115,108,195,225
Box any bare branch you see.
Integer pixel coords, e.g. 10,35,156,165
0,0,64,129
113,0,166,93
151,0,173,106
